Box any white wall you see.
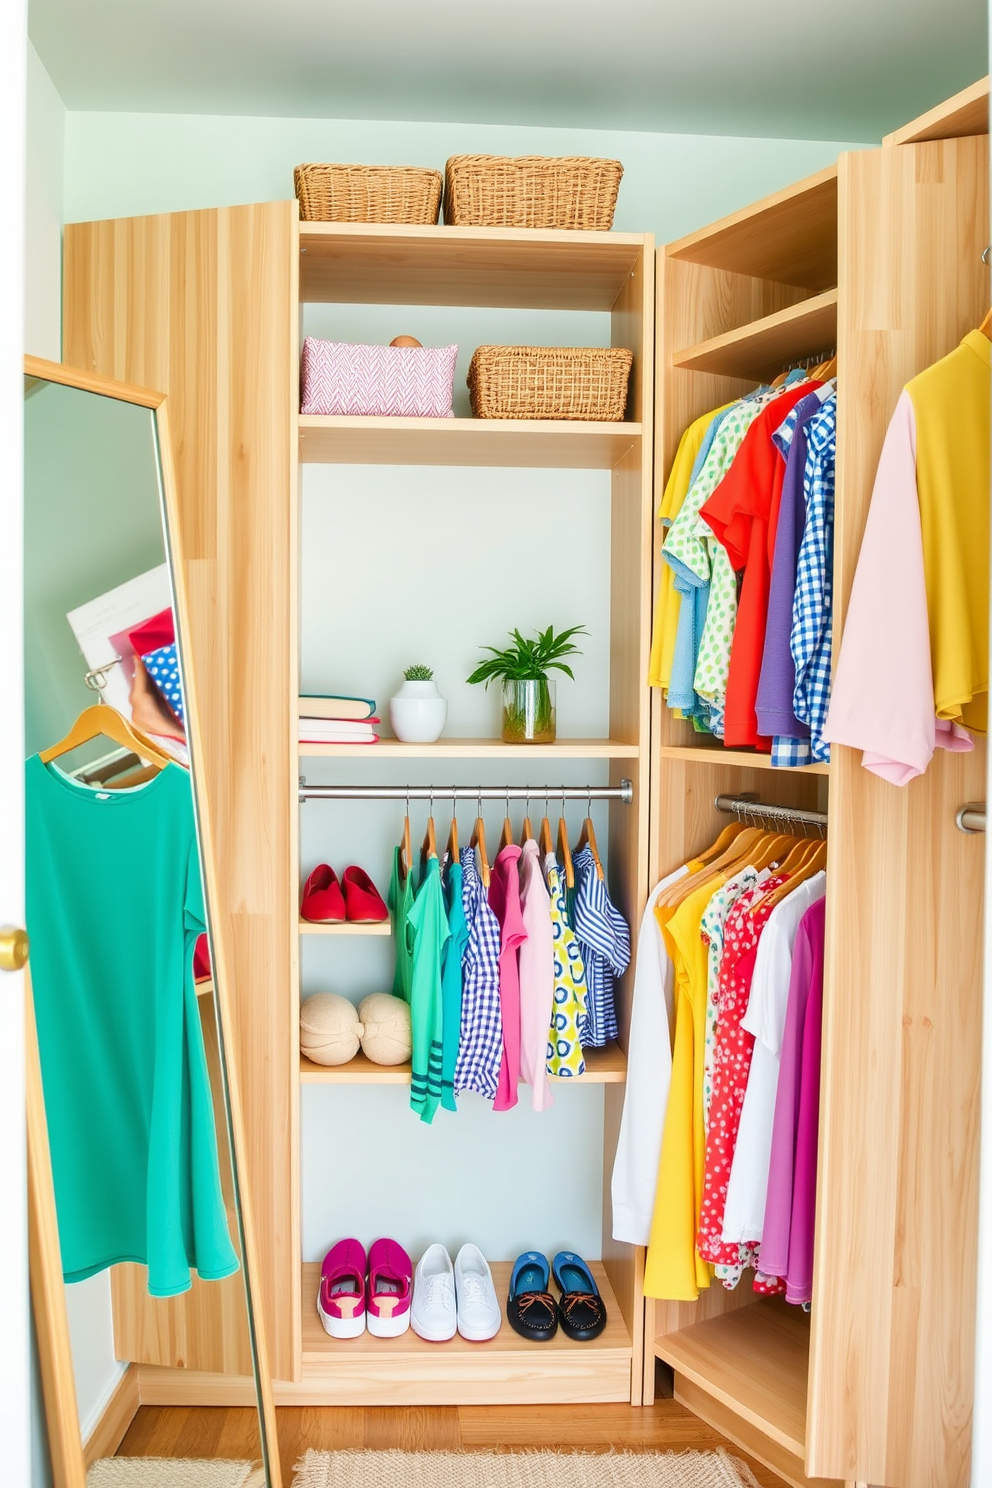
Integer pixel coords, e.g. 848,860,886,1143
25,42,63,359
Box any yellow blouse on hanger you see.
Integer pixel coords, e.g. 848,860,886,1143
644,872,722,1300
648,405,734,691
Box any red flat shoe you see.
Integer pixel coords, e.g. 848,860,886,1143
301,864,346,923
342,866,388,923
193,934,211,982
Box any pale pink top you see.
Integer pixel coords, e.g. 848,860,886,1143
822,391,972,784
517,838,555,1111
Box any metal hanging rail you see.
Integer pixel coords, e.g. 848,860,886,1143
714,792,828,831
299,779,634,805
956,802,987,834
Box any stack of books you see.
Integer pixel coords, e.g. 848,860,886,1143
298,694,379,745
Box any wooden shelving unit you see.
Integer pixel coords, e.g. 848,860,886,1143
290,219,654,1407
671,290,837,382
298,415,641,469
300,1040,626,1086
299,737,639,759
656,745,829,777
883,73,988,147
299,920,391,937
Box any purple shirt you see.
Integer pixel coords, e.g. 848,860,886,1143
759,896,825,1285
754,394,822,739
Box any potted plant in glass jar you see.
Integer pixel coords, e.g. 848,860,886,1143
466,625,587,744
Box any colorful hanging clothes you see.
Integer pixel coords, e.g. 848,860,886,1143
453,848,503,1101
755,391,824,764
489,843,527,1112
760,897,826,1288
517,837,555,1111
439,856,468,1112
696,874,788,1286
721,872,826,1245
407,855,449,1124
699,866,762,1135
700,381,819,749
387,845,414,1003
824,332,990,782
544,854,589,1080
790,393,837,762
571,844,629,1047
26,758,238,1297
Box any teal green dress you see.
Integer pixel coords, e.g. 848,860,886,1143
26,757,238,1298
387,844,414,1002
407,856,449,1125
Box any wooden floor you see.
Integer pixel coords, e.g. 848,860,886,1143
117,1395,784,1486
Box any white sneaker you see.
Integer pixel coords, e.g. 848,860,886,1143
411,1244,457,1342
454,1244,501,1341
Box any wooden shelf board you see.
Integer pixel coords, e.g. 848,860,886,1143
671,290,838,382
298,415,641,469
658,744,830,777
666,166,837,292
300,1040,626,1085
655,1300,811,1459
298,737,639,759
299,920,391,937
298,222,650,310
301,1259,630,1359
884,75,989,147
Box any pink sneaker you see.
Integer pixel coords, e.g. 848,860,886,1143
317,1238,367,1339
367,1238,412,1338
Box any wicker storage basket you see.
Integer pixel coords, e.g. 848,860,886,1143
467,345,633,421
444,155,623,230
294,164,442,224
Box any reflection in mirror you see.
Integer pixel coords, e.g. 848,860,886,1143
23,368,273,1487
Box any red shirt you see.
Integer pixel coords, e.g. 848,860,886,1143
700,383,821,748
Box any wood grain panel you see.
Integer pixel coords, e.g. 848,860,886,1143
672,291,837,382
63,202,299,1384
298,415,641,469
666,167,838,291
807,139,989,1488
675,1378,838,1488
300,1041,626,1085
884,75,989,147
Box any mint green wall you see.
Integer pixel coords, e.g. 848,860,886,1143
64,110,866,238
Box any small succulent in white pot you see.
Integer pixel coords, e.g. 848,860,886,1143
389,665,448,743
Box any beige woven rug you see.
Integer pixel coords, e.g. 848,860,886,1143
293,1449,760,1487
88,1461,263,1488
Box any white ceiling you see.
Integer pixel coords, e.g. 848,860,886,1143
30,0,988,142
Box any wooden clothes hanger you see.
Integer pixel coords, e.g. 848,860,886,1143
399,797,412,884
39,703,172,772
656,823,767,911
470,793,490,889
539,804,554,859
421,789,437,867
754,837,828,915
518,789,534,847
445,790,459,864
694,820,747,867
557,792,574,891
575,797,604,882
498,789,514,852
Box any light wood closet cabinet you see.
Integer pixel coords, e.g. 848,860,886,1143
64,213,655,1406
646,84,988,1488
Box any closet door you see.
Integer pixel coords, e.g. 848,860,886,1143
807,139,988,1488
63,203,298,1382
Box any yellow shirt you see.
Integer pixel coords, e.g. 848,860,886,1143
644,873,723,1300
909,329,990,733
648,406,733,691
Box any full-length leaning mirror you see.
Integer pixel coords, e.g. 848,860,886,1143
23,357,281,1488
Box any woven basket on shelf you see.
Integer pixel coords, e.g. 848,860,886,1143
467,346,633,421
293,164,443,224
444,155,623,230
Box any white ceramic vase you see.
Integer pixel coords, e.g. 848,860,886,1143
389,679,447,743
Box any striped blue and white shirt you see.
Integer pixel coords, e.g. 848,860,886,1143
572,846,630,1047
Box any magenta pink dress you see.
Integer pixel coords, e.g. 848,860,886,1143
488,844,527,1112
759,897,825,1290
517,838,555,1112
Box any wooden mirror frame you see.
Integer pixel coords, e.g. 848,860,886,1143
23,356,282,1488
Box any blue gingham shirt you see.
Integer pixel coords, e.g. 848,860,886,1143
791,394,837,763
572,846,630,1047
453,848,503,1100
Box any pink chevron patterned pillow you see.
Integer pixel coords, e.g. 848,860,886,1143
300,338,458,417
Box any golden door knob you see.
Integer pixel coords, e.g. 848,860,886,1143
0,926,29,973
